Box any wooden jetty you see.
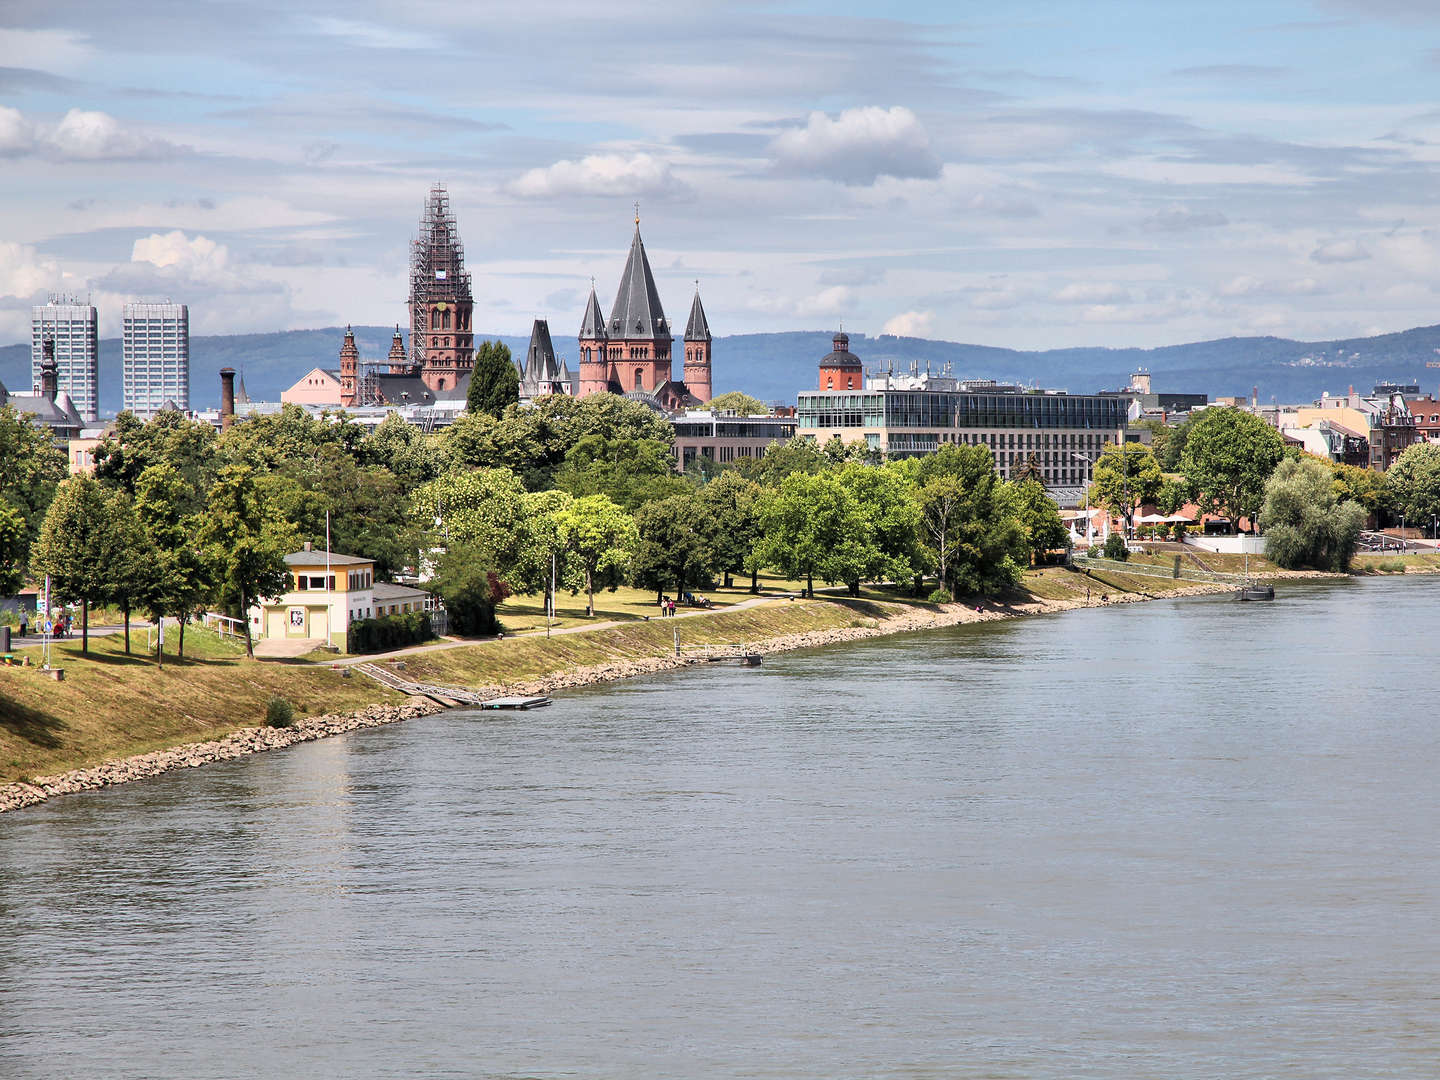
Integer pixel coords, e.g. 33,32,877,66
353,662,497,707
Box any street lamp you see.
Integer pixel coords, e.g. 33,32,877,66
1072,452,1093,547
1401,514,1407,553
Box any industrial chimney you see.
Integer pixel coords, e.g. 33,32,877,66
219,367,236,430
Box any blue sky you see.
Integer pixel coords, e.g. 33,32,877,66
3,0,1440,353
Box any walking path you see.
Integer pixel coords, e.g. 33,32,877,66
318,594,783,666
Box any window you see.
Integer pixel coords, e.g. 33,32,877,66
634,367,645,390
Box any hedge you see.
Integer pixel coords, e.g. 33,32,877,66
346,610,435,655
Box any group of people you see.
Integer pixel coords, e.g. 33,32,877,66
657,597,678,617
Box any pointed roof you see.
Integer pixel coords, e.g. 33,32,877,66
684,289,711,342
579,284,607,339
520,319,566,396
608,225,669,340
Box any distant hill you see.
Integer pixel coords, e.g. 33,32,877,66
4,323,1440,417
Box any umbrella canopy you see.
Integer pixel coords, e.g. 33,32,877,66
1134,512,1170,524
1164,512,1195,522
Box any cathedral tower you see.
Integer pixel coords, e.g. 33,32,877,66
578,283,609,396
338,325,358,408
603,211,672,395
409,184,474,394
682,286,712,403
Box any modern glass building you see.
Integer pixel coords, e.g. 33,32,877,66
797,375,1130,500
31,297,99,422
122,302,190,416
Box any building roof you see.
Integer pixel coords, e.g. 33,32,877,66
520,319,560,383
684,290,711,342
8,389,83,431
607,225,669,341
369,370,470,406
820,331,862,370
372,581,429,601
579,285,607,339
284,549,373,567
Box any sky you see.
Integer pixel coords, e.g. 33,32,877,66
3,0,1440,352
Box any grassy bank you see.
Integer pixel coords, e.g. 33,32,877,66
0,627,405,782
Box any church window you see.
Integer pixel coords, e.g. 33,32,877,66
826,376,834,390
442,310,451,330
431,310,440,330
634,367,645,390
431,337,437,347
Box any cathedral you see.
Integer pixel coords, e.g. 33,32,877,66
339,184,476,409
578,212,712,410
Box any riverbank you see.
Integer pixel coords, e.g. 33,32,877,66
0,564,1238,812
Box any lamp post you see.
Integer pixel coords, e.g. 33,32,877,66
1073,452,1093,547
1401,514,1407,553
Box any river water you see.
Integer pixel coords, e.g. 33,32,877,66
2,577,1438,1078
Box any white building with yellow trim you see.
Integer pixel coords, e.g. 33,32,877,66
248,545,377,652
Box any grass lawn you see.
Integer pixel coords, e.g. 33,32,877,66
1351,551,1440,573
0,628,402,783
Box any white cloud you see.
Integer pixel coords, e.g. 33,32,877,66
1140,206,1229,233
509,153,685,199
46,109,178,161
0,29,95,73
770,106,941,185
1054,281,1131,303
131,231,231,277
1218,274,1264,297
882,310,934,336
0,106,36,156
0,242,59,299
746,284,853,319
1310,238,1370,263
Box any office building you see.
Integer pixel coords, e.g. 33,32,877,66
32,296,99,422
122,301,190,416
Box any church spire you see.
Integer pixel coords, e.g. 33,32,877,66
607,220,669,341
684,285,711,342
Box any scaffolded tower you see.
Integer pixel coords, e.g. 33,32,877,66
409,184,475,392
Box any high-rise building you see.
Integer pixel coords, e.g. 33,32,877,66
122,301,190,416
32,296,99,422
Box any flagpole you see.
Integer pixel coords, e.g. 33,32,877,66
325,510,333,650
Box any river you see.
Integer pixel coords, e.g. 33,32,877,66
2,576,1438,1078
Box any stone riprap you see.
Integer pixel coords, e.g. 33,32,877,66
0,698,443,814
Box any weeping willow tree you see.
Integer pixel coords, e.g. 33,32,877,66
1261,457,1365,572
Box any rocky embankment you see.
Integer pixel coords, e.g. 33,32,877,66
0,698,442,815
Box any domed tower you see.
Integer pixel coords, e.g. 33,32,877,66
577,282,610,396
682,286,713,403
338,325,359,408
818,330,862,391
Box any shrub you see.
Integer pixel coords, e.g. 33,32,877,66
1087,544,1105,558
927,586,953,604
265,696,294,728
1102,533,1129,561
346,610,437,655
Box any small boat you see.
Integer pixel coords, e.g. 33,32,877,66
1237,584,1274,602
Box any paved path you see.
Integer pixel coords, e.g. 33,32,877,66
319,594,785,666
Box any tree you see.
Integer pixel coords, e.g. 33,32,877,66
30,476,122,655
0,404,68,566
1013,454,1045,488
732,437,829,487
836,462,923,594
555,494,638,616
99,493,157,655
217,402,365,472
507,489,583,614
429,543,509,636
197,465,299,658
1007,478,1067,566
552,434,688,511
0,500,27,598
134,462,216,664
756,471,877,597
707,391,768,414
467,340,520,417
907,445,1025,596
1383,443,1440,529
93,409,218,497
1087,441,1163,536
696,471,764,590
1180,407,1285,532
411,468,529,578
1262,457,1366,571
361,412,447,490
632,494,717,602
1330,460,1390,523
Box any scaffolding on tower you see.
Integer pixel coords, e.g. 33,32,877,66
410,183,473,370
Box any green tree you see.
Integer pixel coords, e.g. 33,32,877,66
732,437,829,487
632,494,717,602
507,489,584,614
217,402,366,472
0,500,29,598
1087,441,1163,536
836,462,923,593
1156,475,1194,515
1383,443,1440,529
696,470,764,590
0,404,68,561
907,445,1025,596
756,471,877,597
467,339,520,417
707,391,768,414
553,435,687,511
30,476,122,655
100,493,157,655
1329,460,1390,523
411,468,529,577
361,412,447,490
1261,457,1366,571
555,494,638,616
1013,453,1045,488
197,465,300,658
134,462,216,664
429,543,508,636
1007,478,1067,566
93,409,218,497
1180,407,1285,532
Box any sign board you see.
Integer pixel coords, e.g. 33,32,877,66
43,621,53,635
36,593,47,615
434,269,447,281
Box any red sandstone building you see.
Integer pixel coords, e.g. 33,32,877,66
577,213,712,409
340,185,476,408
